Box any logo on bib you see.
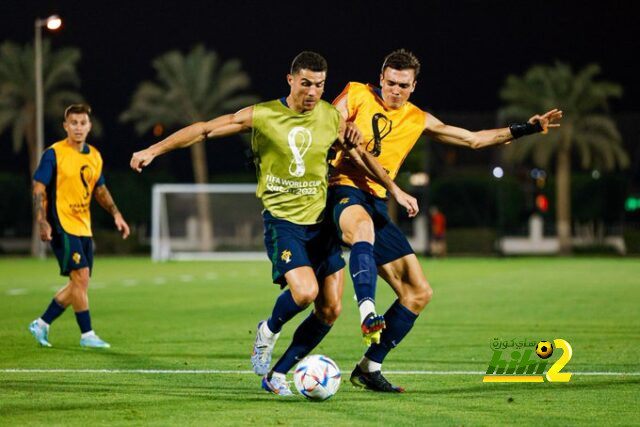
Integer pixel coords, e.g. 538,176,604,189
287,127,312,177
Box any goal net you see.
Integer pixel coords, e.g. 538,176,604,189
151,183,266,261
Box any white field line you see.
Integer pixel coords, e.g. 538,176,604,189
1,369,638,376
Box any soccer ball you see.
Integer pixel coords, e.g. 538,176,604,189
293,354,341,401
536,341,554,359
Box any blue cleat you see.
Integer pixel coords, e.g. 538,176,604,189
261,374,293,396
28,320,52,347
251,320,280,375
80,334,111,348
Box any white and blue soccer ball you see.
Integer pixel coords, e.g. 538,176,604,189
293,354,341,401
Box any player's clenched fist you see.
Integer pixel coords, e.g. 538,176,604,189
130,150,155,172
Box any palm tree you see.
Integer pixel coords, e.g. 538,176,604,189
121,45,258,249
0,40,87,256
499,62,629,253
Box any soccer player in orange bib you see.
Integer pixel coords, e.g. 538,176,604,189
328,49,562,392
29,104,130,349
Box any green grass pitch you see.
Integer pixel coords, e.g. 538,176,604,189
1,257,638,425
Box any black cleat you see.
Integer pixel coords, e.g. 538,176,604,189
350,364,405,393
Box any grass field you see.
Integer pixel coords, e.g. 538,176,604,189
1,256,638,425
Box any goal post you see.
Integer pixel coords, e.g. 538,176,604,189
151,183,267,261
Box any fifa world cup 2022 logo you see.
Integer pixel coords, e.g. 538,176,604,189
80,165,93,199
287,126,312,177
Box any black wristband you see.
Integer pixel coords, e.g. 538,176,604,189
509,121,543,139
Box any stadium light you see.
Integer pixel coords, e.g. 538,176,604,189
492,166,504,179
34,14,63,160
45,15,62,30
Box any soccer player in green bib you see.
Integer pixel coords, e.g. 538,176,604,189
130,51,418,396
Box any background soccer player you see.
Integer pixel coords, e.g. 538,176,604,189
130,51,417,396
29,104,130,349
328,49,563,392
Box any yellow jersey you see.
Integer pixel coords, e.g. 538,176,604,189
329,82,426,198
34,139,104,236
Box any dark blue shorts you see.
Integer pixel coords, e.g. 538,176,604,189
263,211,345,287
50,231,93,276
327,185,414,266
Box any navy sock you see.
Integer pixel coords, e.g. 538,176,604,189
272,312,332,374
41,298,66,324
365,300,418,364
266,290,305,334
74,310,92,334
350,241,377,305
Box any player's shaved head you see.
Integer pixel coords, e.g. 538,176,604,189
290,51,328,75
64,104,92,120
382,49,421,78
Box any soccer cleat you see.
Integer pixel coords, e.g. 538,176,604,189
350,364,405,393
80,334,111,348
261,374,293,396
361,313,385,346
28,320,52,347
251,320,280,376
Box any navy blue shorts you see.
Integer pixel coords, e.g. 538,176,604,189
263,211,345,287
50,231,93,276
327,185,414,266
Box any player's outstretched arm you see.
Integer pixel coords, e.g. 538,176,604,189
32,181,52,242
425,109,563,149
130,106,254,172
94,185,130,239
337,119,419,217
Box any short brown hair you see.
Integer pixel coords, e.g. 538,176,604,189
64,104,92,119
381,49,421,77
290,51,328,75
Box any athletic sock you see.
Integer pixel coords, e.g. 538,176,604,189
365,300,418,364
81,330,96,339
259,320,276,339
358,356,382,373
358,300,376,325
74,310,92,334
41,298,66,324
269,371,286,381
350,241,377,318
266,289,305,334
272,312,332,374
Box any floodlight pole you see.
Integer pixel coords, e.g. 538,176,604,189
34,19,44,162
33,15,61,258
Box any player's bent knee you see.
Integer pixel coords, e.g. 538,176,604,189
292,287,319,307
341,218,374,245
352,218,374,242
316,301,341,325
414,279,433,310
403,278,432,313
70,275,89,290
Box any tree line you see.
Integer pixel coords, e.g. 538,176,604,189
0,42,629,255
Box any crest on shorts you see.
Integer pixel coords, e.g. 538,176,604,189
339,197,350,205
280,249,292,264
72,252,82,264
